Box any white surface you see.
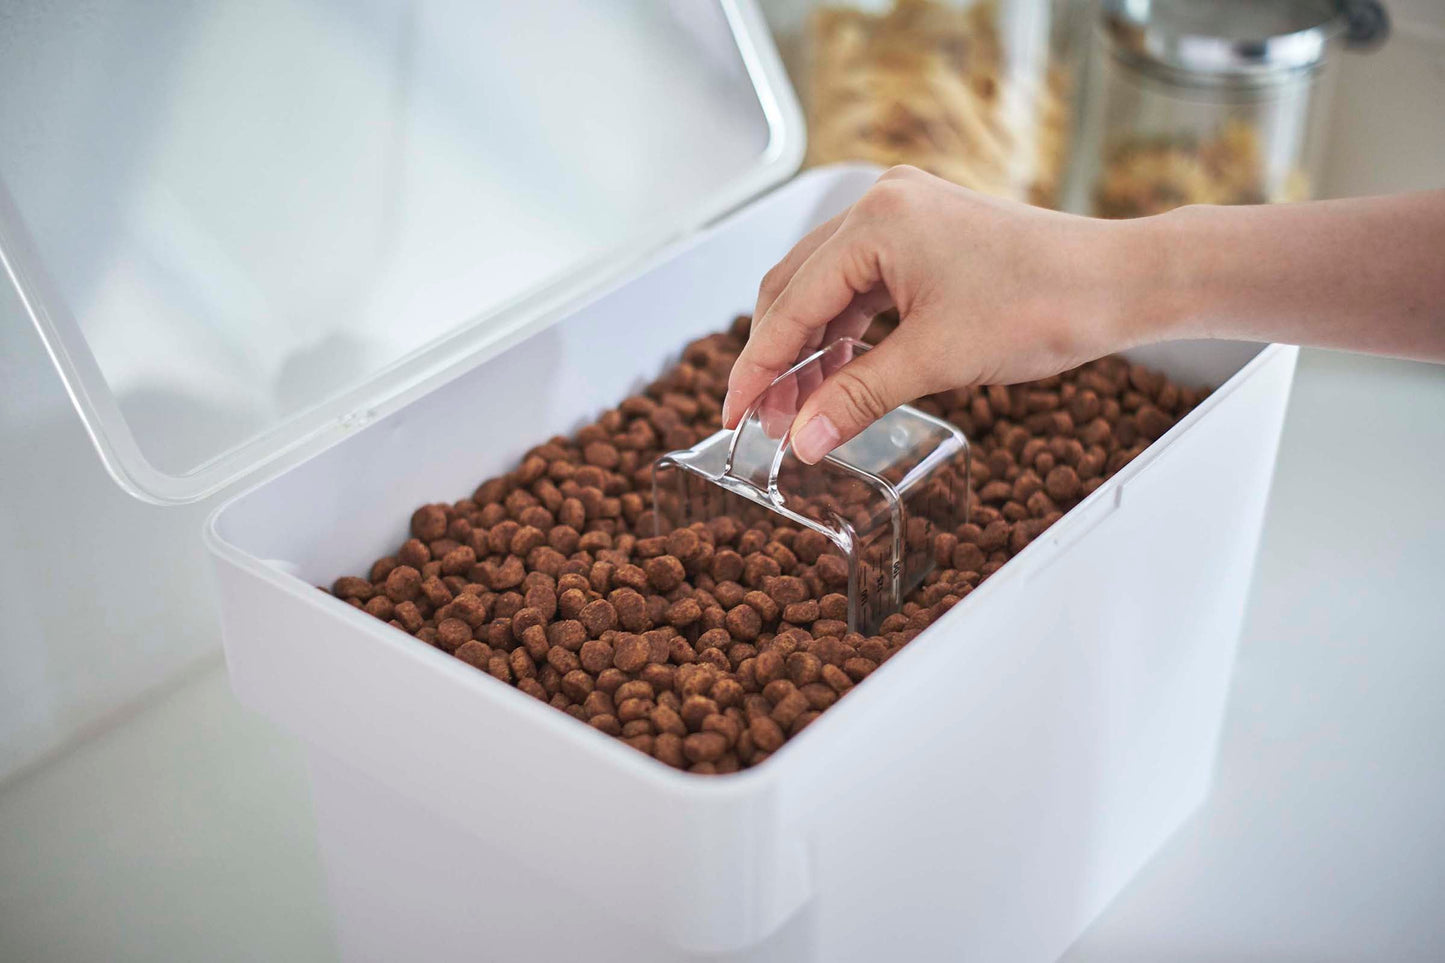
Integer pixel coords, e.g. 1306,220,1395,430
0,662,334,963
2,347,1441,963
1063,350,1445,963
1320,15,1445,197
0,278,222,783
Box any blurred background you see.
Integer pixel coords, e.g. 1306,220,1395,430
1,1,1443,960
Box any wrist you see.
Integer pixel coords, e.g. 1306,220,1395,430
1101,206,1200,347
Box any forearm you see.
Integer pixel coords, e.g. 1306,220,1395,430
1113,191,1445,361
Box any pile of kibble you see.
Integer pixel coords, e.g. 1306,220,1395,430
324,315,1206,774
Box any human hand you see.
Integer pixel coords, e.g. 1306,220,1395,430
722,165,1149,463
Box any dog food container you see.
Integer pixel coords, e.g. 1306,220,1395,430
787,0,1090,207
655,338,971,635
1,2,1297,960
1065,0,1390,217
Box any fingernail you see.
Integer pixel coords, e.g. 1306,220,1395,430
721,392,735,427
792,415,840,465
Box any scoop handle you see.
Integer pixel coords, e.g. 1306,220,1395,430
721,338,871,499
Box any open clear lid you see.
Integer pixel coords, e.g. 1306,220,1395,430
0,0,802,504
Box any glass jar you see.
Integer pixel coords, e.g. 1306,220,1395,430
1065,0,1389,218
792,0,1091,208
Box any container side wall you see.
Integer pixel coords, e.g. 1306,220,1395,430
306,748,822,963
214,558,809,952
769,347,1296,962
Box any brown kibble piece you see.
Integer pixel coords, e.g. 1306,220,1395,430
589,714,622,737
579,599,618,637
454,640,490,670
724,604,762,642
411,504,449,542
667,597,702,628
644,555,686,592
743,590,781,625
435,618,472,653
1137,404,1172,441
711,550,744,583
548,646,581,675
782,600,820,624
654,732,686,768
765,575,809,606
770,690,810,730
680,694,719,731
754,648,784,686
332,576,373,601
420,576,452,609
819,594,848,621
384,565,422,603
951,542,985,573
816,555,848,588
1045,465,1081,502
651,704,687,737
579,638,614,675
786,651,823,686
583,441,619,468
711,677,744,709
683,731,728,764
613,563,649,592
749,716,784,753
369,556,400,583
800,682,837,710
611,588,651,632
665,527,702,561
613,634,651,673
546,619,587,652
821,663,852,694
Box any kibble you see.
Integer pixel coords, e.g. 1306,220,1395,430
328,318,1203,773
613,634,651,673
644,555,687,592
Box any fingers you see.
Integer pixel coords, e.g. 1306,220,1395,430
752,211,846,327
730,289,887,437
757,370,799,439
725,225,888,428
788,328,932,465
821,287,894,347
726,213,848,429
787,290,891,412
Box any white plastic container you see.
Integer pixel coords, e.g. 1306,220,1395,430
207,165,1295,961
3,4,1296,958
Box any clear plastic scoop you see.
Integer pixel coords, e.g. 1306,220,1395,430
654,339,970,635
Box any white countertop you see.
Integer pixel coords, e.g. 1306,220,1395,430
2,347,1442,963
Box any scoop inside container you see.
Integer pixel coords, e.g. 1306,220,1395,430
654,338,970,635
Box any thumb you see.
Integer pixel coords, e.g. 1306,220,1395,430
788,331,930,465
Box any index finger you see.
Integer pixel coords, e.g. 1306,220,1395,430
724,222,882,427
752,211,846,329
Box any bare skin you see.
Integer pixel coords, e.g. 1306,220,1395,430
722,165,1445,464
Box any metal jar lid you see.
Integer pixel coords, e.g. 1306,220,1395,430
1102,0,1390,86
